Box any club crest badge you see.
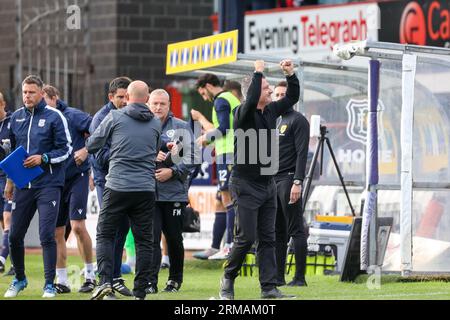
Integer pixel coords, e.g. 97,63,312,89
345,99,384,145
166,129,175,139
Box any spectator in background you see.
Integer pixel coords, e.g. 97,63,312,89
224,80,244,103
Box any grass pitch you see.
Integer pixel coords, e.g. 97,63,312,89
0,253,450,300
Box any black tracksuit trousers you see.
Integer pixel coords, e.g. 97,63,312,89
275,178,307,282
96,188,154,299
149,201,186,286
224,175,278,291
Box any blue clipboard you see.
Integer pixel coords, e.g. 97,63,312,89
0,146,44,189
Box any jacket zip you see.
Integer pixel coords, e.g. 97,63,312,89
27,108,34,188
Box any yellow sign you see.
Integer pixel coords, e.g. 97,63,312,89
166,30,238,75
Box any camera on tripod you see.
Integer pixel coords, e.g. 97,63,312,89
302,115,355,216
310,115,328,139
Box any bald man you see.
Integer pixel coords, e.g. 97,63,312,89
86,80,161,300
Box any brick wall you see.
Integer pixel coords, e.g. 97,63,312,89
0,0,214,113
0,1,18,107
116,0,214,90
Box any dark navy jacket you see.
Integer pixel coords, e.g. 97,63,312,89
9,99,72,188
89,102,116,188
56,100,92,180
0,112,12,180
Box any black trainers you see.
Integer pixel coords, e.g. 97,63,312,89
145,283,158,294
55,283,71,294
0,260,4,273
112,278,133,296
4,266,15,277
79,279,97,293
91,282,112,300
219,277,234,300
163,280,181,292
261,287,296,299
276,279,286,287
287,278,307,287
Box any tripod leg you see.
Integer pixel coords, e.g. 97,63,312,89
325,138,356,216
320,135,325,175
286,237,294,274
302,137,324,213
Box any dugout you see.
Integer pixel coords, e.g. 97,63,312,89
176,39,450,276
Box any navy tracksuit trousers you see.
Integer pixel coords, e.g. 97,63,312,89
9,187,61,285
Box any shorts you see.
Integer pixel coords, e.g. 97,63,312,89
216,153,233,192
56,171,89,227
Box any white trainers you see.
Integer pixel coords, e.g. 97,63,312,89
193,247,220,260
208,245,232,260
42,284,57,298
4,278,28,298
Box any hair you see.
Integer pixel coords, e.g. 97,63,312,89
240,74,265,100
224,80,242,93
109,76,132,95
275,80,287,89
224,80,243,100
149,88,170,101
42,85,60,99
196,73,221,89
22,75,44,89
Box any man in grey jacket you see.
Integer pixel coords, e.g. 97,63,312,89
86,81,161,300
147,89,197,294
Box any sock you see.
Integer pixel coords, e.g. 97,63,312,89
84,263,95,281
0,256,5,265
124,230,136,258
212,211,226,249
56,268,69,286
226,205,235,245
161,255,170,265
1,230,9,260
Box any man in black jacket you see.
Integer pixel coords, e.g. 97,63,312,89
273,81,310,287
219,59,298,300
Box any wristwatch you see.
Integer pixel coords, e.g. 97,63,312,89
41,153,49,164
293,179,302,186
